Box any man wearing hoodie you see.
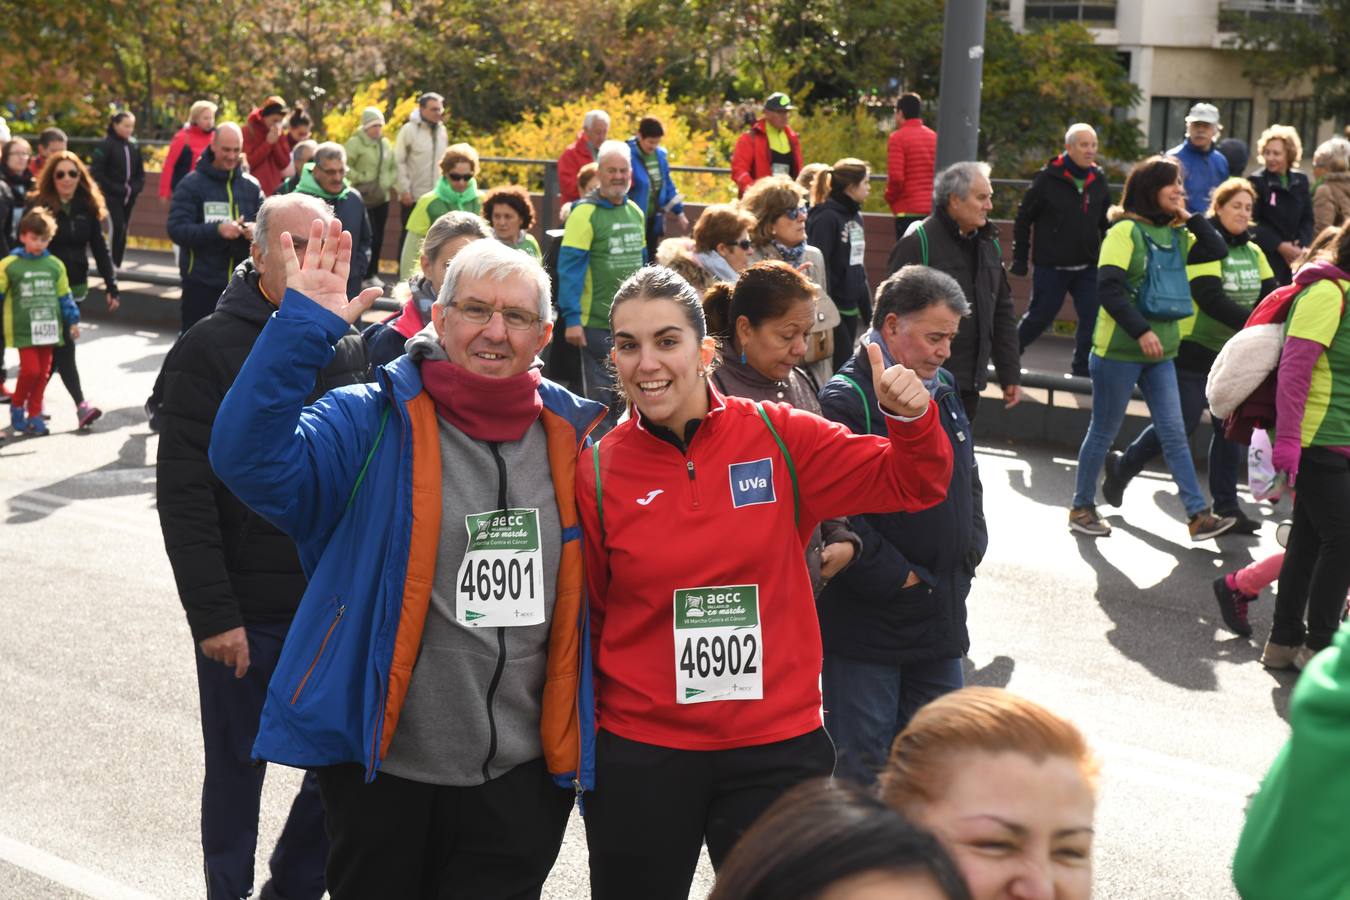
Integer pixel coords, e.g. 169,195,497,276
207,231,600,899
345,107,398,287
156,193,369,900
395,93,448,244
294,142,372,299
167,123,263,333
1168,103,1230,215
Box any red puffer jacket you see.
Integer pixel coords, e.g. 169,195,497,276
577,387,953,751
885,118,938,217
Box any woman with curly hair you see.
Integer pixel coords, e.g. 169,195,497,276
29,150,119,428
481,184,541,259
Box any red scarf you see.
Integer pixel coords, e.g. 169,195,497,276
420,359,543,442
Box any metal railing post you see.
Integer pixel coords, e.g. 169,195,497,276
542,161,560,227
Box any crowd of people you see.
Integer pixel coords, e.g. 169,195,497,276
4,85,1350,899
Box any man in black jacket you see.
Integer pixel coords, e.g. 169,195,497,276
818,266,986,786
887,161,1021,423
156,193,369,900
1010,123,1111,376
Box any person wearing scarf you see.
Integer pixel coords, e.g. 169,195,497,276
399,143,483,278
293,142,372,299
208,227,605,899
806,158,873,370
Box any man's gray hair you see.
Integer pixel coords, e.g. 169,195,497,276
312,141,346,167
253,193,332,258
595,139,630,168
583,109,611,131
436,238,553,323
290,139,318,165
1313,137,1350,173
933,160,992,211
870,265,970,330
418,211,492,272
1065,123,1096,146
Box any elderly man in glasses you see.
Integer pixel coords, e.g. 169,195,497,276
208,225,603,899
293,141,372,298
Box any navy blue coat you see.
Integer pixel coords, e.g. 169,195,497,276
817,335,986,665
167,147,263,291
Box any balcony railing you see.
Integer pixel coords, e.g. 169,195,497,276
1220,0,1320,15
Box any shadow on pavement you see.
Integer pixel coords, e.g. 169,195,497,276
6,426,154,526
964,654,1016,688
117,349,169,375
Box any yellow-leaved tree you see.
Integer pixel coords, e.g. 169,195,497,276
322,80,419,144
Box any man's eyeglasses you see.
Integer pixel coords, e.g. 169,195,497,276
54,169,81,181
783,206,809,221
447,172,473,183
316,167,347,178
448,299,543,331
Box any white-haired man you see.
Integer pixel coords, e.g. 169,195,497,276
558,108,610,205
294,141,373,298
1011,123,1111,376
209,228,604,898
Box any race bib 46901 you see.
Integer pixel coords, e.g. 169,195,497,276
455,508,545,628
673,584,762,704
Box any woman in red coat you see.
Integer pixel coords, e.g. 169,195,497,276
242,96,291,196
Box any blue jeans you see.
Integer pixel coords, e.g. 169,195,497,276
1117,365,1242,513
579,326,619,432
822,654,964,786
1073,353,1208,516
1016,265,1099,373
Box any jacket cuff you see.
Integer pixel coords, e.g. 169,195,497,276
880,398,930,424
278,288,355,344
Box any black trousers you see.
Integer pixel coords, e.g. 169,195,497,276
317,758,571,900
832,315,861,373
106,194,135,268
181,281,223,334
894,214,925,242
1272,447,1350,650
48,321,83,405
584,728,835,900
365,201,390,279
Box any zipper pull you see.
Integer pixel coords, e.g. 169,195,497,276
686,460,696,481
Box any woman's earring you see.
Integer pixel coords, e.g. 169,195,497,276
740,351,747,365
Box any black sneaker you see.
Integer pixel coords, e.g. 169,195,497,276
1101,451,1128,507
1215,508,1261,535
1212,575,1254,637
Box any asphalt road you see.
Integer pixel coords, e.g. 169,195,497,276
0,317,1295,899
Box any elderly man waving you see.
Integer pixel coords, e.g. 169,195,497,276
209,222,604,899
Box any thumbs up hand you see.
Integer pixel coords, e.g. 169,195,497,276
867,341,930,419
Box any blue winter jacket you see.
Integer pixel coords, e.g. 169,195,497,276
626,137,683,236
208,289,605,786
1168,139,1230,215
817,334,986,665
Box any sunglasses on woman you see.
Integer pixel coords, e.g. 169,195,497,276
783,206,809,221
730,238,753,251
447,172,473,183
55,169,81,181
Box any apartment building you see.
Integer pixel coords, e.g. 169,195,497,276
999,0,1334,161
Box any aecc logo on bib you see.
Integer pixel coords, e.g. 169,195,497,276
729,458,776,508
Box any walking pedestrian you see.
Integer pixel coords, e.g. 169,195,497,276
399,143,481,279
243,96,292,197
627,116,687,254
1,138,36,401
888,162,1022,423
576,265,953,899
30,150,120,429
1066,155,1236,541
558,109,609,205
1011,123,1111,376
1311,137,1350,234
209,230,596,900
395,92,448,242
481,185,541,259
160,100,217,200
731,93,803,197
345,106,397,287
1250,124,1315,286
885,92,937,241
818,266,985,787
808,158,873,371
293,142,372,299
89,111,145,268
156,194,369,900
1167,102,1229,215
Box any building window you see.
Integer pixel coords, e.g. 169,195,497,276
1267,98,1319,166
1150,97,1253,153
1025,1,1118,25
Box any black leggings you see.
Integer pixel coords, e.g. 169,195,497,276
1272,447,1350,650
49,322,83,405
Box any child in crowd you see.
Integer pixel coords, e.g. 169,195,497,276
0,208,80,436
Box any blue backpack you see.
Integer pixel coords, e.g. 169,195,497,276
1131,223,1194,321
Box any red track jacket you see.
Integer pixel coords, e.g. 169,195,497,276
731,120,803,197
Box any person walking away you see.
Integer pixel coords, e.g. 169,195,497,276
1168,103,1229,215
1066,155,1236,541
399,143,481,279
345,107,397,288
160,100,217,200
208,231,596,899
1102,178,1276,536
294,142,372,300
806,158,873,371
90,111,145,268
558,109,609,206
243,97,291,197
627,116,688,254
30,151,121,429
558,140,647,428
577,264,953,899
1,138,35,401
818,266,985,786
887,161,1022,423
884,93,937,241
731,93,803,197
1011,123,1111,376
1250,124,1315,286
1,209,79,436
1311,137,1350,234
157,194,369,900
481,185,542,259
395,92,448,246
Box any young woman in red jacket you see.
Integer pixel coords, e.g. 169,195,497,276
576,266,955,899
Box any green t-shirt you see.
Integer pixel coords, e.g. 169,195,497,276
1093,219,1195,362
506,232,542,260
1285,278,1350,447
0,252,71,349
561,197,647,328
1181,241,1274,353
639,149,662,219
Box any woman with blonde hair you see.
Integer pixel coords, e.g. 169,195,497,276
399,142,482,277
806,158,872,369
879,687,1099,900
1311,137,1350,233
1250,123,1314,285
160,100,217,200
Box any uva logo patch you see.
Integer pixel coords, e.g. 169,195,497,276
729,458,776,508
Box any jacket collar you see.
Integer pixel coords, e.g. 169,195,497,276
935,205,993,241
630,381,728,443
195,146,236,182
214,261,273,326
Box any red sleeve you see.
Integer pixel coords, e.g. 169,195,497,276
160,132,186,199
575,444,610,668
768,400,953,534
242,121,265,159
558,147,581,204
885,131,904,213
731,133,754,193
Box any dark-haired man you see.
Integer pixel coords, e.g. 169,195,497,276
885,93,937,241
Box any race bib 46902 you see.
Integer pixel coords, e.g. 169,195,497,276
673,584,762,704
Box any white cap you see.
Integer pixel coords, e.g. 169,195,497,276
1185,103,1221,125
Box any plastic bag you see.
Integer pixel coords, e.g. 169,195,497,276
1249,429,1287,502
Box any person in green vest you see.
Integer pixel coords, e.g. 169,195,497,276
345,107,398,288
557,139,647,429
480,185,541,260
399,143,482,279
1068,155,1238,542
1,208,80,436
1103,177,1277,535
